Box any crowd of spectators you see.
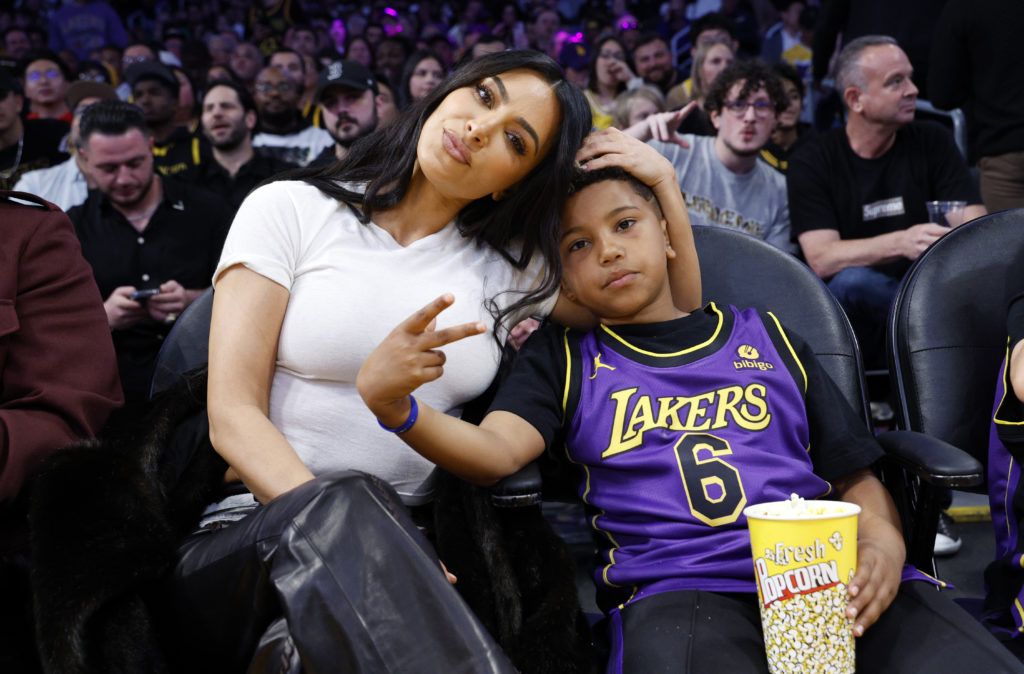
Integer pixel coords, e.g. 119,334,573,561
2,0,1024,663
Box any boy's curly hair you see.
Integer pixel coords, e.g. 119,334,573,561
567,166,662,218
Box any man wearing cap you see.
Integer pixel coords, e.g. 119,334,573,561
251,64,333,167
558,42,589,90
14,80,118,211
310,60,380,166
185,78,294,211
126,60,207,178
0,67,69,190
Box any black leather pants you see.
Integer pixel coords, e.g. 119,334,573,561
169,470,515,674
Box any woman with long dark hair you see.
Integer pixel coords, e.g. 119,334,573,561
583,35,636,130
172,50,700,671
398,48,447,110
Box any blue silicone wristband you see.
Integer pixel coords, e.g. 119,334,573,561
377,396,418,434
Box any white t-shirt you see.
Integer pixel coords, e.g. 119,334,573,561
252,126,335,167
215,180,557,503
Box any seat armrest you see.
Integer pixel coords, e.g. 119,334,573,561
490,462,542,508
875,430,984,489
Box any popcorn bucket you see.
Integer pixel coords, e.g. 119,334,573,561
744,498,860,674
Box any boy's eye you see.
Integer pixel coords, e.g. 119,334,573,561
567,239,589,253
616,218,636,232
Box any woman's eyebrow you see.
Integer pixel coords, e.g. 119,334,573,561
492,74,541,155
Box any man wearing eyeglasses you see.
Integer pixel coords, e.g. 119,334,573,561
251,65,333,166
0,67,69,190
630,59,794,254
19,50,71,122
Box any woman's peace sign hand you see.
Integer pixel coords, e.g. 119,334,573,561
357,294,485,427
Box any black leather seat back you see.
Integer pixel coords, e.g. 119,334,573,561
149,287,214,398
888,209,1024,467
694,225,870,426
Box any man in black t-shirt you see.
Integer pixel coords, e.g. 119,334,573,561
67,100,231,406
789,36,986,559
788,35,984,371
188,78,293,212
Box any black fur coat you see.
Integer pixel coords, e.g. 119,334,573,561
28,372,598,673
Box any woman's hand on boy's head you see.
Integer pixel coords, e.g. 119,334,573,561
356,294,486,426
577,127,677,191
621,102,696,147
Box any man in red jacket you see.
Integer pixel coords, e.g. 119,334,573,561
0,190,122,671
0,191,122,537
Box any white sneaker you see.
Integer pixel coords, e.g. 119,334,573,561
934,512,963,556
869,401,894,424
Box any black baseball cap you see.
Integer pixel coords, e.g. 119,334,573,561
125,60,180,94
559,42,589,72
316,60,378,101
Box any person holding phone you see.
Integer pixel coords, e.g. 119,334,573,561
67,100,232,408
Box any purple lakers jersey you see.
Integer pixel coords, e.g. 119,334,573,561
983,346,1024,639
562,304,832,608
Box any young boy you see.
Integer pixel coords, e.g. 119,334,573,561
358,148,1022,672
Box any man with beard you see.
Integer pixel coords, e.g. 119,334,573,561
634,60,794,253
186,78,294,211
310,60,378,166
269,47,317,120
67,100,231,407
251,65,333,166
633,33,678,96
126,59,207,178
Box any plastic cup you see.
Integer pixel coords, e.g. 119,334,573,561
926,200,967,228
744,499,861,674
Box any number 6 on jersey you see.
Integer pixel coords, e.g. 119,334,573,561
674,433,748,526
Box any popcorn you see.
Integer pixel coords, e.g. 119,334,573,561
759,585,855,673
745,498,861,674
758,494,852,519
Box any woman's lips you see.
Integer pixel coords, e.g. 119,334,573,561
442,128,471,165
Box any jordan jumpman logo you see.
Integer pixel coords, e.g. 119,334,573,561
590,353,616,379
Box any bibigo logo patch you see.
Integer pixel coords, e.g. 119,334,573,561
734,344,774,371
